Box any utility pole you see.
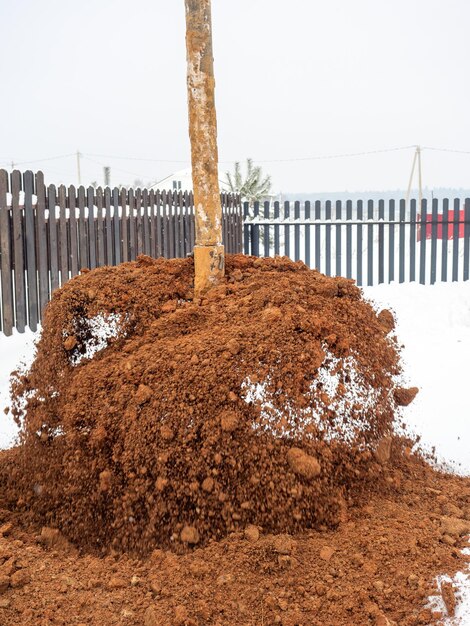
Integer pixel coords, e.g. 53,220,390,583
184,0,224,295
406,145,423,211
104,166,111,187
76,150,82,186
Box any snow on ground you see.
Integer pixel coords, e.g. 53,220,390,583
0,328,37,448
363,280,470,476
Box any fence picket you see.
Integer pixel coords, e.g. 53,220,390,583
0,171,13,335
367,199,373,286
11,171,26,332
325,200,331,276
335,200,342,278
167,191,174,259
162,191,169,258
263,200,270,258
96,187,105,266
104,187,113,265
294,200,300,261
58,185,68,285
142,188,150,255
252,201,260,257
388,200,395,283
128,188,136,261
314,201,321,271
87,187,97,270
24,171,38,331
378,199,384,284
410,199,417,282
430,198,438,284
273,201,280,256
156,190,163,257
399,199,405,283
48,184,60,292
121,188,128,262
113,188,121,265
464,199,470,282
77,186,88,270
452,199,460,281
346,200,353,279
356,200,363,286
36,172,49,314
441,199,449,282
284,201,290,259
419,199,427,285
68,186,79,278
305,201,311,267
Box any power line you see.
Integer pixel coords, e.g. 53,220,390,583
251,145,417,164
81,155,148,181
9,152,76,166
422,146,470,156
84,152,189,164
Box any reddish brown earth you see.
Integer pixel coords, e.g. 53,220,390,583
0,254,468,625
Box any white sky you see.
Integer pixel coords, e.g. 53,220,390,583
1,0,470,192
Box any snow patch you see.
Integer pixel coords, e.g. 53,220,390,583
67,313,126,365
241,350,382,442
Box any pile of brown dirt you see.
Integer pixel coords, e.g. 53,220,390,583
0,451,468,626
3,254,407,553
0,254,469,625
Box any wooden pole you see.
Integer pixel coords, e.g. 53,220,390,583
184,0,224,295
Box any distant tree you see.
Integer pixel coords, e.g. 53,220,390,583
225,158,272,207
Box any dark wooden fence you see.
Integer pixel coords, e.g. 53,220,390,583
0,169,242,336
244,198,470,287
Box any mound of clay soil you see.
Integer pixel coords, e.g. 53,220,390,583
3,255,414,554
0,451,469,626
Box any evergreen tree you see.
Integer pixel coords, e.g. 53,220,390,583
225,158,272,206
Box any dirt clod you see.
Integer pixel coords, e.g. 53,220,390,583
180,526,199,545
286,447,321,479
393,386,419,407
441,581,457,616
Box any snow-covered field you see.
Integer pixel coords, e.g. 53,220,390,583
0,280,469,622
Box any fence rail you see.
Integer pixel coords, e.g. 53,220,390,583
0,169,242,336
243,198,470,287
